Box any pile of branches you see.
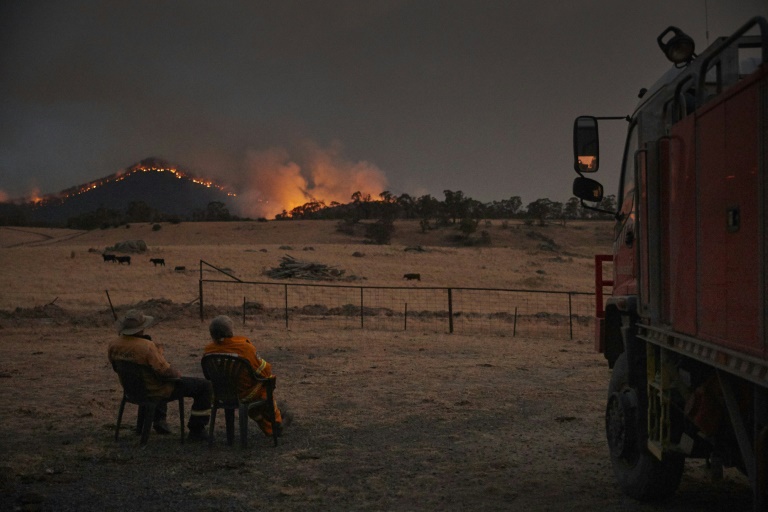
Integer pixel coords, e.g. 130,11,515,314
264,255,347,281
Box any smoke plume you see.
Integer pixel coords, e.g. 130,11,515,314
235,143,387,219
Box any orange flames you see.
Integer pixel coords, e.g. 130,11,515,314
18,146,387,220
26,163,235,207
236,144,388,219
27,187,43,205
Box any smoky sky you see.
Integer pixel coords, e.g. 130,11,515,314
1,1,766,211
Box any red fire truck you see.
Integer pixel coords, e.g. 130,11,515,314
571,17,767,510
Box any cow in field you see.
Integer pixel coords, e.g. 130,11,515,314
117,256,131,265
150,258,165,267
102,254,117,263
403,273,421,281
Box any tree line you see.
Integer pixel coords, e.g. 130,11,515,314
0,191,616,229
275,190,617,225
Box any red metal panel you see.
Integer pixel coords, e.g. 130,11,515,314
594,254,613,353
697,76,761,356
698,102,729,342
659,139,671,324
723,81,760,352
668,116,698,335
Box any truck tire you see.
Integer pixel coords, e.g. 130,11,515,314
605,353,684,500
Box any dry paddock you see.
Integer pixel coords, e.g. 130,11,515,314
0,319,752,512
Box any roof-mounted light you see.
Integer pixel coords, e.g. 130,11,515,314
657,26,696,65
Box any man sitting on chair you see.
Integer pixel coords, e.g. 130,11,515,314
108,309,212,440
203,315,287,437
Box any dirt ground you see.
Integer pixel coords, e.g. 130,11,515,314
0,314,752,512
0,221,754,511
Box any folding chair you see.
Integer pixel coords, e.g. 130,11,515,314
112,360,185,445
201,353,278,448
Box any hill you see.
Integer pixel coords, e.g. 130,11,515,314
3,158,235,226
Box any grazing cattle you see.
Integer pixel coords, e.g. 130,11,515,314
150,258,165,267
102,254,117,263
403,273,421,281
174,266,186,272
116,256,131,265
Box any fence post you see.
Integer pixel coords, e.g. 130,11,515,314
199,260,205,322
243,296,246,326
284,284,289,329
568,292,573,340
513,306,518,336
360,287,364,329
448,288,453,334
404,302,408,331
199,279,204,322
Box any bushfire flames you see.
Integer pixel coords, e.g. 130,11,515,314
27,163,235,207
236,146,388,219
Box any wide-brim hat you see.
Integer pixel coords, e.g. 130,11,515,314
116,309,156,335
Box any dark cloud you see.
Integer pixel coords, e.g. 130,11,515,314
1,0,767,209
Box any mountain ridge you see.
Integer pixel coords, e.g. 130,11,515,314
2,158,237,225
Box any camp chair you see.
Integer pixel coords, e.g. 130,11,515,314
112,360,185,445
200,353,278,448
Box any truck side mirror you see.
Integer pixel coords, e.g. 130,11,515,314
573,116,599,173
573,177,604,202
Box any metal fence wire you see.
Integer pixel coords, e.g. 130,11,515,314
198,260,595,340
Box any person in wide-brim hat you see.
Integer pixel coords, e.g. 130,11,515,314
108,309,212,440
114,309,156,336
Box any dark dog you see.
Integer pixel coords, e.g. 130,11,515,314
150,258,165,267
403,273,421,281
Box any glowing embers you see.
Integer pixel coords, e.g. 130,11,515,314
27,163,236,206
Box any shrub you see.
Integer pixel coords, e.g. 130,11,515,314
365,219,395,244
458,217,479,237
152,223,162,231
336,220,357,235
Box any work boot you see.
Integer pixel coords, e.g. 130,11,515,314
153,421,172,435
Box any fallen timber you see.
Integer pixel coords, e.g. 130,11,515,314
264,254,347,281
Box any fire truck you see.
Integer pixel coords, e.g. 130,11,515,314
571,17,768,510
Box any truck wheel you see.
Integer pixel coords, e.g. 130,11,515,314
605,353,684,500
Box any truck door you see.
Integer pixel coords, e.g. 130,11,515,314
612,122,639,297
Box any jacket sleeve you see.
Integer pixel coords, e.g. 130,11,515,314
147,342,181,379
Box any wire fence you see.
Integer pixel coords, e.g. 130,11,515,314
199,261,595,340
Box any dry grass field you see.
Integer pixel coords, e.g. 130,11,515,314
0,220,752,511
